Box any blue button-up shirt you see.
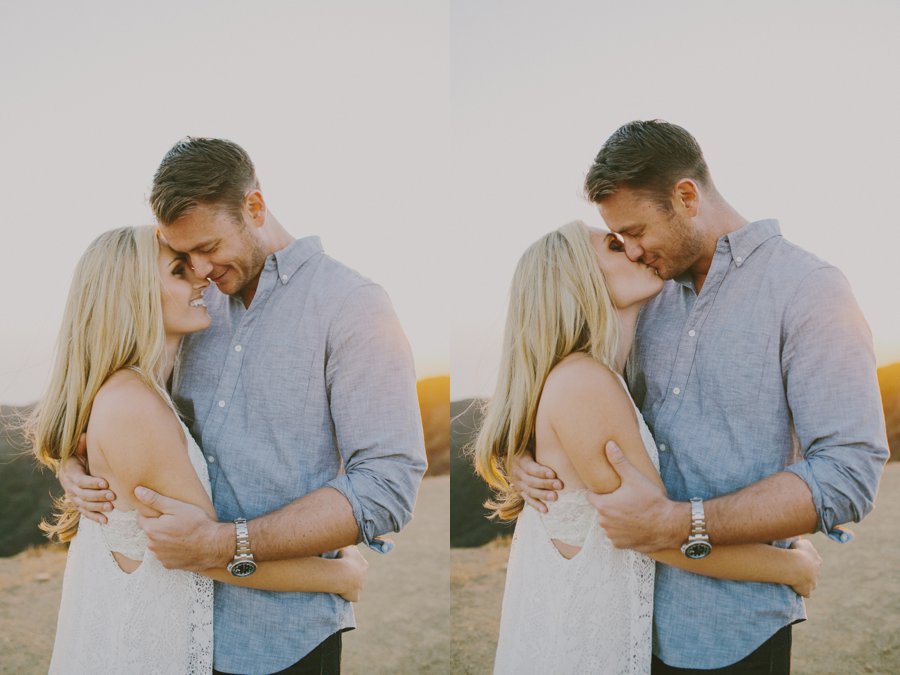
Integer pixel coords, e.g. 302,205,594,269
173,236,427,674
628,219,888,669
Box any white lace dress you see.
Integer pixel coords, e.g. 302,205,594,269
49,419,214,674
493,379,661,675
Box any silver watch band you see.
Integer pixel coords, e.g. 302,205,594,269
234,517,253,558
689,497,707,534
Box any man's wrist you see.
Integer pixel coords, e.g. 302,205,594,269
667,499,692,550
210,521,237,567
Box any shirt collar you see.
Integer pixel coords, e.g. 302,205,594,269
672,219,781,290
724,218,781,267
271,236,323,284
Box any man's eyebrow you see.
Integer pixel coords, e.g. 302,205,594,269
188,239,218,253
615,223,642,235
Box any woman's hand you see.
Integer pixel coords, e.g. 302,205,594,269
335,545,368,602
509,453,563,513
788,538,822,598
59,433,116,524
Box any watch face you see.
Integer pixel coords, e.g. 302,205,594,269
684,541,712,560
230,560,257,577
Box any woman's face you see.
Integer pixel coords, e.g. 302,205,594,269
158,239,211,337
589,226,665,309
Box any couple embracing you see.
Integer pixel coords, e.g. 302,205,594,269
31,138,426,674
475,120,888,673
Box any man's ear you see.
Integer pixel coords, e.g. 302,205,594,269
673,178,700,217
244,189,267,226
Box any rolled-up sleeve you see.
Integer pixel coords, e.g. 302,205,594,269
781,266,889,535
324,283,427,553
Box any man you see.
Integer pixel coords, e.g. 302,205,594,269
61,137,427,674
512,120,887,672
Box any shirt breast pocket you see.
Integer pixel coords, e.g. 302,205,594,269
696,328,771,410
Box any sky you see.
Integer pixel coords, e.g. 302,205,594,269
0,1,449,405
450,0,900,400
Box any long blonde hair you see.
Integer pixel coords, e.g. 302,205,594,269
473,221,620,520
29,225,175,542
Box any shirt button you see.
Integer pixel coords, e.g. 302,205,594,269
234,345,242,352
281,274,289,282
207,455,215,463
659,443,667,452
735,256,743,263
688,329,696,337
673,387,681,396
218,400,226,408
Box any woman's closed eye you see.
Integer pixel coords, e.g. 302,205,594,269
607,234,625,253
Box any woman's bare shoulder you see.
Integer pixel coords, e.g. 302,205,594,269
90,370,180,456
542,354,629,409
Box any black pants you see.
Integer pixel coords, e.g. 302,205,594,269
652,625,792,675
214,631,342,675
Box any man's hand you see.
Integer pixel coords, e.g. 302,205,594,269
587,441,688,553
135,487,231,571
59,433,116,524
509,453,564,513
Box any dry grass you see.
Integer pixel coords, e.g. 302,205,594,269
0,476,449,675
450,464,900,674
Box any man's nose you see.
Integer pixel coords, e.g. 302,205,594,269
190,256,213,279
623,239,644,262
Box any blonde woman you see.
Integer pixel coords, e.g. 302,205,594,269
30,226,367,674
474,221,821,674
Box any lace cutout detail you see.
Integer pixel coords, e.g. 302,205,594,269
101,509,148,561
541,489,596,547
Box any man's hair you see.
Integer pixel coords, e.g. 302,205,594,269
149,137,260,225
583,120,711,212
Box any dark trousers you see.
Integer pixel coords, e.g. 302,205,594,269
652,625,792,675
214,631,342,675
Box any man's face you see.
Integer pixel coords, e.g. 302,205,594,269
597,186,704,281
159,203,268,298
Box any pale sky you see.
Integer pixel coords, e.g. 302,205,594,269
451,0,900,400
0,1,449,405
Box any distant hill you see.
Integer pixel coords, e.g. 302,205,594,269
418,376,450,477
450,398,514,547
0,405,62,557
878,363,900,462
451,363,900,548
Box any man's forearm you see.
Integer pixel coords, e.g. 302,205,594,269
210,486,359,566
704,471,818,545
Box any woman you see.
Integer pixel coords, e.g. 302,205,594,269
30,226,367,674
473,221,821,674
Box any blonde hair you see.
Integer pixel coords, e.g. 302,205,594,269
473,221,620,520
29,225,176,542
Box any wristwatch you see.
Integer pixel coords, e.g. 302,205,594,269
680,497,712,559
226,518,258,577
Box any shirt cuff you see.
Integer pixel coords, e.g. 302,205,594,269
326,474,395,554
783,462,854,544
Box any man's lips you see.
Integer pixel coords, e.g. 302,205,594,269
209,270,227,283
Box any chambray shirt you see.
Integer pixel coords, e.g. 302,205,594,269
172,236,426,674
627,219,888,669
